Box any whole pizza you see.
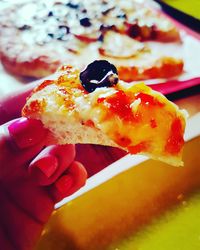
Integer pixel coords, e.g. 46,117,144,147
0,0,183,81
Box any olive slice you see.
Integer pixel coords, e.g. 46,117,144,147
80,60,118,92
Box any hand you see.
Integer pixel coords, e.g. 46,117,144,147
0,117,87,250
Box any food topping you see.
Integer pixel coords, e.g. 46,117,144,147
125,21,156,41
79,17,91,27
165,117,184,154
101,90,133,121
135,93,164,107
80,60,118,92
98,89,142,123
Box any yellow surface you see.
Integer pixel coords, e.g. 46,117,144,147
36,136,200,250
109,192,200,250
163,0,200,19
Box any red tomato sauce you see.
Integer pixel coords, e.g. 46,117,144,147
135,92,164,107
22,99,45,116
165,117,184,154
34,80,54,92
98,90,138,122
128,141,148,154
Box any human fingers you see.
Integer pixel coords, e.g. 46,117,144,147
29,145,87,203
8,117,48,149
0,118,48,179
29,145,76,186
50,161,87,202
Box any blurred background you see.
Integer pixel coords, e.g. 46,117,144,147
0,1,200,250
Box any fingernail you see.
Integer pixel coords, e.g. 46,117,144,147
55,175,73,194
8,118,47,148
29,155,58,178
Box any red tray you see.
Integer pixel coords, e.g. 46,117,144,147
150,12,200,95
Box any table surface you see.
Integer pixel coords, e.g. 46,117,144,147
174,93,200,117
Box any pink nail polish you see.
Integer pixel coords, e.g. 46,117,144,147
29,155,58,178
55,175,73,194
8,118,47,148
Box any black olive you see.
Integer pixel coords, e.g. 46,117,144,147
99,24,115,32
81,8,87,13
48,11,54,17
79,17,91,27
98,33,104,42
98,24,116,42
48,33,54,38
58,25,70,34
116,11,127,19
80,60,118,93
49,26,70,41
101,6,115,15
66,2,79,9
18,24,31,31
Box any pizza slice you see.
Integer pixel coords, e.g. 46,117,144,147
22,60,187,166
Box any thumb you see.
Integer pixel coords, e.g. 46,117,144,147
0,118,48,179
7,117,47,149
